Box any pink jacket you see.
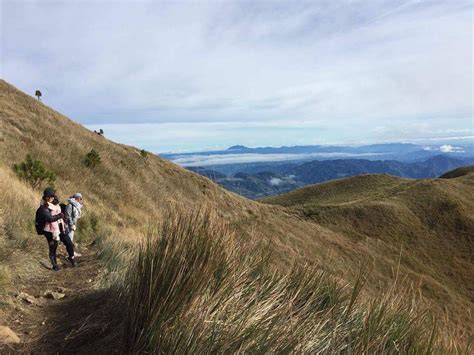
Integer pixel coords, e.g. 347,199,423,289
43,202,62,234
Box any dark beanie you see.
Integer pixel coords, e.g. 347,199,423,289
43,187,56,198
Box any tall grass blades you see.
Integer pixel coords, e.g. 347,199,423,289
121,210,446,354
122,210,232,352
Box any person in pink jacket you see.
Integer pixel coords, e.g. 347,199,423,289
38,189,76,270
43,199,63,241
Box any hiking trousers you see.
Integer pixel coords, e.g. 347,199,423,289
44,232,75,264
68,229,75,243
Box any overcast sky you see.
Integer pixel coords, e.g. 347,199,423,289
1,0,473,152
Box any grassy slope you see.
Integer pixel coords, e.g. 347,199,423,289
0,80,343,313
263,174,474,338
0,79,336,263
440,165,474,179
0,80,472,346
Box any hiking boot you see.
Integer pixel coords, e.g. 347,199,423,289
50,255,60,271
68,256,77,267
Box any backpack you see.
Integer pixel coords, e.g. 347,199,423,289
35,206,46,235
60,203,68,215
60,202,76,222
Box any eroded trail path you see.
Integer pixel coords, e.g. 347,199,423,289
2,247,112,353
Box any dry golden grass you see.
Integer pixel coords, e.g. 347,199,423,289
119,210,453,353
0,80,331,257
0,80,345,274
1,79,472,349
440,165,474,179
263,173,474,342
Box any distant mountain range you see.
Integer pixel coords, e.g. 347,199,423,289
166,143,422,157
188,155,474,199
188,167,304,199
285,155,472,184
162,142,474,167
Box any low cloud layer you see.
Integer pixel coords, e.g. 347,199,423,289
269,178,284,186
439,144,464,153
2,1,473,151
170,152,387,167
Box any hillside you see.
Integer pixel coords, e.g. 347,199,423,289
0,80,362,351
286,156,468,184
440,165,474,179
188,156,470,199
0,79,334,260
0,80,472,351
188,168,303,199
263,174,474,338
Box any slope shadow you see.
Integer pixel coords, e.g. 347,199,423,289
26,288,123,354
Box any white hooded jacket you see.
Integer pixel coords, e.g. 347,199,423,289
65,197,82,230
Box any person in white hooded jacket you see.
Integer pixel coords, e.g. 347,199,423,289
65,193,83,249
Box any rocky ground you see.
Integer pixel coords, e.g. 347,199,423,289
0,246,103,353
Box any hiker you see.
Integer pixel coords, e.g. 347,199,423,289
36,188,76,271
65,193,83,256
52,196,76,265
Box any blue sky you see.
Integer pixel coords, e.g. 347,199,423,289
1,0,473,153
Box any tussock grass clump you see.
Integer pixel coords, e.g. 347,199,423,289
0,167,38,254
0,166,44,309
0,266,11,297
76,211,101,244
122,210,444,354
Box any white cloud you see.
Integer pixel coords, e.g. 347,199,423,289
170,152,387,167
439,144,464,153
269,177,283,186
2,1,472,150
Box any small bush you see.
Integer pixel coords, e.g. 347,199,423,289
84,149,101,168
140,149,148,158
13,154,56,189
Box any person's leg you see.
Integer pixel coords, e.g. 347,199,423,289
68,229,75,243
68,229,82,257
44,232,59,270
60,233,76,266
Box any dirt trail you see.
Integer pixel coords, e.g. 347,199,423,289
1,246,110,353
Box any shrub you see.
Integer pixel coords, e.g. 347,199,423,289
13,154,56,189
140,149,148,158
84,149,101,168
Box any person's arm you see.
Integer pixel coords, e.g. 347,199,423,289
40,206,64,223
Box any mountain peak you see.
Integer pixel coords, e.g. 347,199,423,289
227,145,249,151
